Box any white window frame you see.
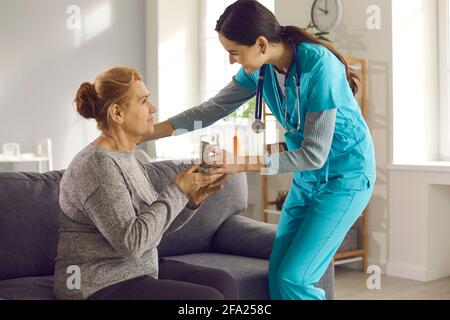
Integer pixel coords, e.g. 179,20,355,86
439,0,450,160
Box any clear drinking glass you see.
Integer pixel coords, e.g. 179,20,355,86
198,134,220,173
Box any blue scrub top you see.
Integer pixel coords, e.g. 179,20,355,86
234,42,376,191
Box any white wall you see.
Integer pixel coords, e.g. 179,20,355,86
0,0,146,170
275,0,393,271
387,165,450,281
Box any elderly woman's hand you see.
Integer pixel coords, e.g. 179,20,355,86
185,174,228,209
173,164,225,198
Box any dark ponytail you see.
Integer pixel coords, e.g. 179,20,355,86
281,26,360,95
216,0,359,95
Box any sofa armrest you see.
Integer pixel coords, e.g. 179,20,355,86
212,215,277,260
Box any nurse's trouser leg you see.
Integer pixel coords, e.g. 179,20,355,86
268,188,309,300
269,186,373,300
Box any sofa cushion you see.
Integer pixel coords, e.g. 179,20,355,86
144,161,248,257
0,171,63,280
0,276,55,300
166,253,334,300
212,215,277,260
165,253,270,300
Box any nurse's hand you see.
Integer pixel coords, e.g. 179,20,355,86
204,148,247,174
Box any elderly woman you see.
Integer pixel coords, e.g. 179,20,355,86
53,67,237,300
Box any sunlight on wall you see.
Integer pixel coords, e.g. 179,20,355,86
158,30,187,120
84,2,112,42
156,30,194,159
73,28,83,48
73,2,112,48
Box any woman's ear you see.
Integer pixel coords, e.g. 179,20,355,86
256,36,269,54
109,104,125,125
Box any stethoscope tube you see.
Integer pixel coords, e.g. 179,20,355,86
256,64,266,120
252,44,301,134
252,65,267,134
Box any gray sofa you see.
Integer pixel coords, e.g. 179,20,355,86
0,160,334,300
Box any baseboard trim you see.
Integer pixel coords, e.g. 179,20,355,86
386,262,429,281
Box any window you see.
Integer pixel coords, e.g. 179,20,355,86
200,0,275,156
201,0,240,103
439,0,450,160
155,0,276,160
200,0,274,102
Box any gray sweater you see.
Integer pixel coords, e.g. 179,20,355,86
53,144,197,300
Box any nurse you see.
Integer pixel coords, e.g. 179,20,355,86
141,0,376,300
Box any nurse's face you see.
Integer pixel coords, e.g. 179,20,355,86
112,80,157,137
219,33,267,74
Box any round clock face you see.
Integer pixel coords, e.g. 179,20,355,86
311,0,344,32
3,143,20,157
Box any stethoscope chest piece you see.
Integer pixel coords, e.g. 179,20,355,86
252,119,265,134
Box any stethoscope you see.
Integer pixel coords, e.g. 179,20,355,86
252,44,302,134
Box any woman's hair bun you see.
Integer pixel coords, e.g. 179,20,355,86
75,82,98,119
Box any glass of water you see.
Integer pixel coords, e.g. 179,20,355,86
198,134,220,172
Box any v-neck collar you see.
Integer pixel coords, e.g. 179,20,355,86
269,65,285,106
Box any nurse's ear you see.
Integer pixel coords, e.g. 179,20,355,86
255,36,269,55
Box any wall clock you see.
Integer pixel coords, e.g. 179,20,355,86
311,0,344,33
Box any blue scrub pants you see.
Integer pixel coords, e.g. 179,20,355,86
268,177,374,300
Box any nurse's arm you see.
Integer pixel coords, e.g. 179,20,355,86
138,80,255,144
138,120,176,143
207,110,336,174
261,109,336,175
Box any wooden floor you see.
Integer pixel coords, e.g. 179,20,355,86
334,266,450,300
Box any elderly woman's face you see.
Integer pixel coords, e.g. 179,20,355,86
119,80,157,137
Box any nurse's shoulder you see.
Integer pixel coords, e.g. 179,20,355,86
298,42,341,72
234,66,262,91
298,41,334,60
